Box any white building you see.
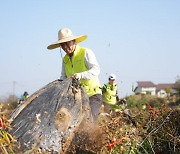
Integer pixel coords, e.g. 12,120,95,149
134,81,175,98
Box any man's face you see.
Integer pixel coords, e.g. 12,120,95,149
60,40,76,56
109,79,115,85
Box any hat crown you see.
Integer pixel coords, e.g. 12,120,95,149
58,28,73,40
47,28,87,50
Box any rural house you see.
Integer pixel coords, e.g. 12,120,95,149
134,81,176,98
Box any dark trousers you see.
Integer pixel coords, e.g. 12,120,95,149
103,102,114,113
89,94,102,121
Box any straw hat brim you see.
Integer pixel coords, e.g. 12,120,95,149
47,35,87,50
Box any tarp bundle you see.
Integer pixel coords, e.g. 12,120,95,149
8,78,90,153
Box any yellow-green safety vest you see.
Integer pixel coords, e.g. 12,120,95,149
63,45,102,97
102,83,117,105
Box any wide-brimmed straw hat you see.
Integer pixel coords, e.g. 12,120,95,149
47,28,87,50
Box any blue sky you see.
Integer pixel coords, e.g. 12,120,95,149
0,0,180,98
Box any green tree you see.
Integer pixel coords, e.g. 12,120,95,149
1,95,18,111
164,87,171,96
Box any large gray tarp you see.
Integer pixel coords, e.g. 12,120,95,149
8,78,90,153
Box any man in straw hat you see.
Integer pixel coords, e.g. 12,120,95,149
47,28,102,121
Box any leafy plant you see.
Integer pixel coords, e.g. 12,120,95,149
0,115,15,154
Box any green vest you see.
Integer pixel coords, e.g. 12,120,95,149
102,83,117,105
63,45,102,97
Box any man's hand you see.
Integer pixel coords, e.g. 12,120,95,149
71,73,81,80
117,98,127,105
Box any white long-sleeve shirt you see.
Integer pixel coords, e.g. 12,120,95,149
60,47,100,80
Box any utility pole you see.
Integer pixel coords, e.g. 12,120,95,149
13,81,16,99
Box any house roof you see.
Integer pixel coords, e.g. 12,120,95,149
156,83,175,91
134,81,176,94
137,81,155,87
